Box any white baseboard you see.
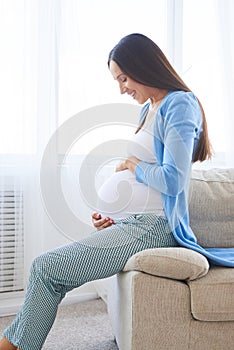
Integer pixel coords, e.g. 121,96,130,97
0,283,98,317
0,299,23,317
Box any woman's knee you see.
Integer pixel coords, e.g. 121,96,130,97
30,252,53,280
29,252,67,296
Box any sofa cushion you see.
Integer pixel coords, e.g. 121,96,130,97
123,247,209,281
188,266,234,321
189,168,234,248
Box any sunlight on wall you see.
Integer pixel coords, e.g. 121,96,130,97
182,0,226,152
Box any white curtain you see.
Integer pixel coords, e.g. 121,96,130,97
0,0,168,292
181,0,234,167
0,0,62,286
215,0,234,166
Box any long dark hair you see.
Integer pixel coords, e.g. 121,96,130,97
108,33,211,162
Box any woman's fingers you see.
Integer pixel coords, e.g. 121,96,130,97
92,212,114,230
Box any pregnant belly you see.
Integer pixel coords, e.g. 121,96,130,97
97,169,164,220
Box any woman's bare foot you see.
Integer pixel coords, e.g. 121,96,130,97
0,337,17,350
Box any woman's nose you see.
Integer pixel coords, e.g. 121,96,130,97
119,84,127,94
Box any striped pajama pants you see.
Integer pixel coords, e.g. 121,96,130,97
3,214,178,350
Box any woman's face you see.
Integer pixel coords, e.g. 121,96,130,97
109,60,155,105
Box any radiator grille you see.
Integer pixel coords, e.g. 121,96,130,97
0,190,24,293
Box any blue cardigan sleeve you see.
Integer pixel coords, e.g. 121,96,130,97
135,91,202,196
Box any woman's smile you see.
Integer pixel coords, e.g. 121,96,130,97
109,60,168,105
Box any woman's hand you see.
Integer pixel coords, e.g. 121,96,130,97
92,212,114,231
115,156,141,174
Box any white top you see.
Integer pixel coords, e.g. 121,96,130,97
97,107,165,220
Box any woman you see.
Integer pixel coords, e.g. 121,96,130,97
1,33,231,350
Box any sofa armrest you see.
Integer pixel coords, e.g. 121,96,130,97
123,247,209,281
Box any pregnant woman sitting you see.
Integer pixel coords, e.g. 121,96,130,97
1,33,217,350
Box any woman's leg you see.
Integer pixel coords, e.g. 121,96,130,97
2,214,177,350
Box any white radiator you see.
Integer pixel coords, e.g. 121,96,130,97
0,190,24,293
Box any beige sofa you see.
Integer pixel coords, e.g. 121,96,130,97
107,168,234,350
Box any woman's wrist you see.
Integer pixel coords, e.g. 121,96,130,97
115,156,141,174
126,156,141,174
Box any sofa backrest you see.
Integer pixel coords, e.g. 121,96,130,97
188,168,234,248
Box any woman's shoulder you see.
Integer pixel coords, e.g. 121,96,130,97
140,90,200,122
163,90,200,109
164,90,197,102
159,90,200,117
159,90,202,125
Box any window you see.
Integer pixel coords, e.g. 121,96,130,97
182,0,231,156
0,0,233,164
0,1,37,154
58,0,168,123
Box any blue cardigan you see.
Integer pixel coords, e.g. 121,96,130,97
135,90,234,267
